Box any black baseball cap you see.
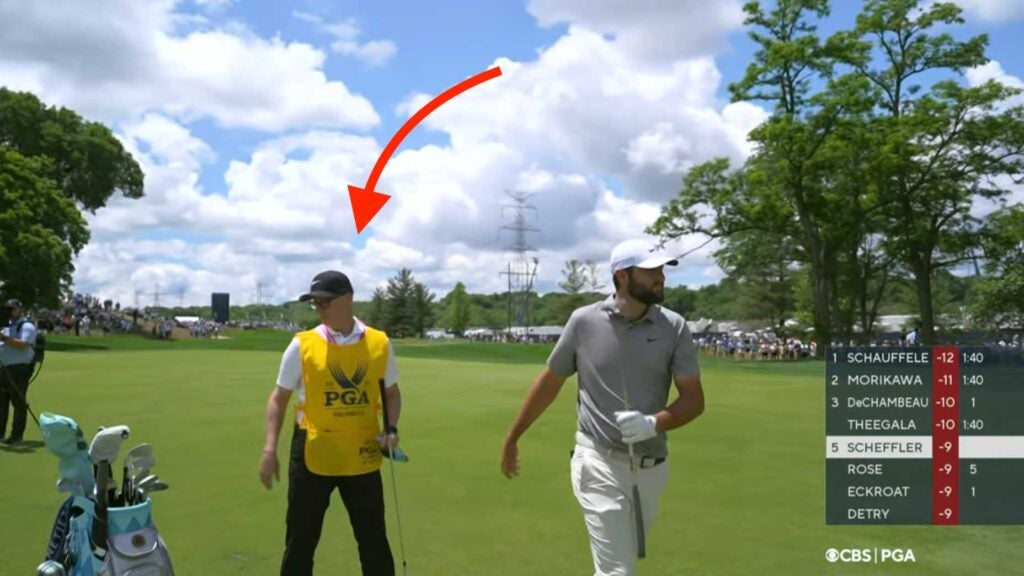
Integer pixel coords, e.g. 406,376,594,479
4,299,22,309
298,271,354,302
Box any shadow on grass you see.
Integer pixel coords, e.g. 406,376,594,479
0,439,45,453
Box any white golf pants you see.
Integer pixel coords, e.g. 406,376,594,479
571,432,670,576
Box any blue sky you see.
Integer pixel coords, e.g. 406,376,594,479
0,0,1021,306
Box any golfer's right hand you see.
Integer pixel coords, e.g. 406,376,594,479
259,450,279,489
501,438,519,478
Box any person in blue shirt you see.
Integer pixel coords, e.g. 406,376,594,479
1,299,38,445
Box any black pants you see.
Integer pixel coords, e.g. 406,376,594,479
0,363,33,440
281,428,394,576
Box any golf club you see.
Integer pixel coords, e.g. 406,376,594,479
379,378,408,576
121,443,153,505
122,451,155,505
611,323,646,559
135,474,160,498
139,480,169,500
89,425,130,553
128,465,156,505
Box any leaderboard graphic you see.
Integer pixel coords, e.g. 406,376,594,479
826,346,1024,525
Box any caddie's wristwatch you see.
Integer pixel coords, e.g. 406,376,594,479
385,425,398,434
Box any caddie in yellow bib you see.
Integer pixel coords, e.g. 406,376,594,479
296,325,389,476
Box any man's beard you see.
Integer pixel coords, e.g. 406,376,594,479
627,282,664,305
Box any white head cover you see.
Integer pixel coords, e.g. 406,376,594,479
89,425,130,464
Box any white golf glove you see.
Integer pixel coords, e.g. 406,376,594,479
614,411,657,444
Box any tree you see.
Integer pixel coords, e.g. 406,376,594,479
366,287,387,329
0,88,144,211
381,269,436,338
558,260,590,294
831,0,1024,343
973,206,1024,330
384,269,417,338
715,228,799,329
0,88,145,307
556,259,599,323
0,150,89,305
649,0,861,349
443,282,471,336
662,285,697,317
412,281,436,338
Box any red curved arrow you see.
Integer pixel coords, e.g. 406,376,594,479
348,66,503,233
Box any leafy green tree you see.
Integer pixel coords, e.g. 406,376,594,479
384,269,417,337
973,206,1024,330
366,287,387,329
831,0,1024,342
715,228,799,329
0,88,144,211
0,150,89,305
442,281,472,336
662,285,697,317
412,281,436,338
650,0,857,349
0,88,145,306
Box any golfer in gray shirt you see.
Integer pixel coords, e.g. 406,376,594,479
502,239,705,576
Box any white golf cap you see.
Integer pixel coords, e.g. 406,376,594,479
609,239,679,272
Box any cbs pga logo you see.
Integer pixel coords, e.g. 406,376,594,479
826,548,916,563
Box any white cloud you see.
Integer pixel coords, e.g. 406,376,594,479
952,0,1024,21
395,29,764,205
0,1,379,131
527,0,745,62
963,61,1024,218
967,60,1024,109
293,11,397,67
52,3,766,303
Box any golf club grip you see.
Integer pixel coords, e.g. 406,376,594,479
92,464,109,552
633,484,646,558
376,377,391,457
378,378,391,430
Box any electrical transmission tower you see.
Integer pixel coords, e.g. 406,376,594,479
499,190,540,340
153,283,161,308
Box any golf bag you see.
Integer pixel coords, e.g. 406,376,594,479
38,413,175,576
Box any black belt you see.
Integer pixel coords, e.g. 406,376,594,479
638,456,667,469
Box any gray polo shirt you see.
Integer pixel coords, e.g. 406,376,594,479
548,296,699,459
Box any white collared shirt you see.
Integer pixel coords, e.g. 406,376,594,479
275,318,400,408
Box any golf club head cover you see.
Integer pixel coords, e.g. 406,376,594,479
40,413,96,496
89,425,130,464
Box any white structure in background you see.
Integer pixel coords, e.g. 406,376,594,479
874,315,916,334
507,325,563,341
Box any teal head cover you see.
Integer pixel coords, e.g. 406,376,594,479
40,413,96,496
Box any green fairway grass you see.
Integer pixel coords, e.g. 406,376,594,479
2,332,1021,574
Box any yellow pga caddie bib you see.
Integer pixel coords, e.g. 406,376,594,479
296,325,389,476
